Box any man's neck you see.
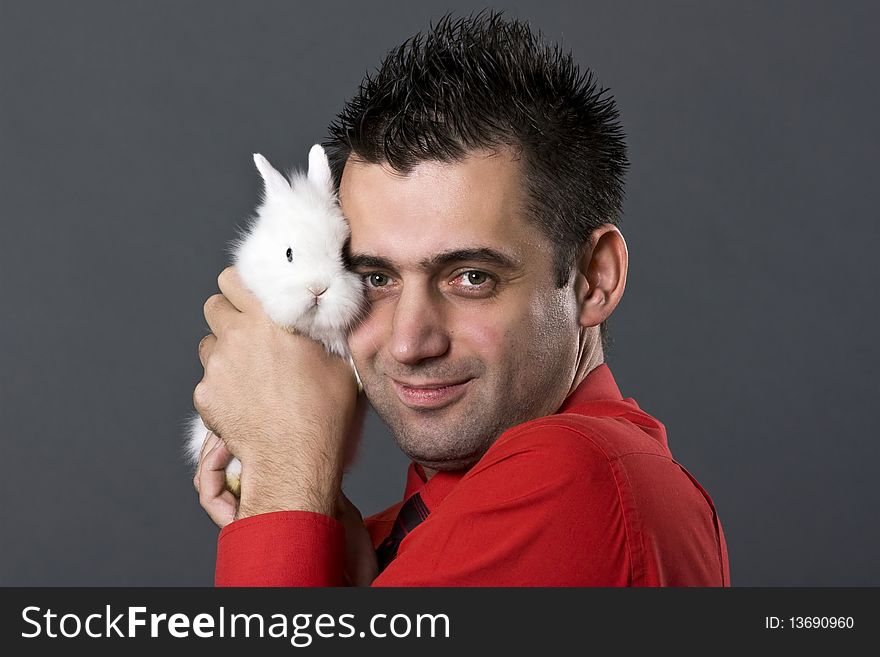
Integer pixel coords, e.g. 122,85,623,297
568,326,604,398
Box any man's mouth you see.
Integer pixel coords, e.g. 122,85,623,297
390,378,473,410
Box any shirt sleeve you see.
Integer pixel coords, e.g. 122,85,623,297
214,510,345,587
371,424,631,586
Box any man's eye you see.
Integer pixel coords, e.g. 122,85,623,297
456,271,490,286
365,273,390,287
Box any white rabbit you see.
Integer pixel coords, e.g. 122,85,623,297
185,144,365,496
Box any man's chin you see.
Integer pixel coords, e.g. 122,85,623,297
387,415,493,471
403,446,487,473
367,383,501,467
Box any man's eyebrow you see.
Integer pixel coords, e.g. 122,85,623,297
420,248,523,271
346,253,396,271
346,248,523,273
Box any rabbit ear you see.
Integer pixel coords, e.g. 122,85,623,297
307,144,333,194
253,153,290,195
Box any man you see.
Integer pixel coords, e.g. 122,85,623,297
192,12,730,586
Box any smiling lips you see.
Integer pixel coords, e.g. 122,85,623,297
391,378,473,410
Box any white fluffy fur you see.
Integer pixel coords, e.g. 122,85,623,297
185,144,365,489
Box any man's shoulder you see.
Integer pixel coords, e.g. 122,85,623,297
446,408,672,511
485,406,672,469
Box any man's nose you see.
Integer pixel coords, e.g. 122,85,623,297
387,285,450,365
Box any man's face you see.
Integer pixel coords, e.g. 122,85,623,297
340,149,583,472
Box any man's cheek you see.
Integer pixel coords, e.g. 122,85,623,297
458,318,505,362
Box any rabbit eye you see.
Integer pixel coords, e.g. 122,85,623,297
286,247,293,262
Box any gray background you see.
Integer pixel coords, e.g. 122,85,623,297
1,0,876,586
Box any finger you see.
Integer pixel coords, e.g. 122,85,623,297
203,447,239,527
203,292,240,336
218,266,262,315
193,430,219,493
200,429,219,460
198,440,238,528
198,334,217,369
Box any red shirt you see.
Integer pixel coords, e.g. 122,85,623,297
215,364,730,586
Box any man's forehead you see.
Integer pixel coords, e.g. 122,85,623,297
339,150,534,262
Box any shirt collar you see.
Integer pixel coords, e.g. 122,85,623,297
558,363,623,410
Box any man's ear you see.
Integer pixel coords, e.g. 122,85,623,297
573,224,628,328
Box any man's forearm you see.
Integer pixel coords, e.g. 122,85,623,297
235,435,345,520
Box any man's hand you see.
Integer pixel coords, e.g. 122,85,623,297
337,493,379,586
193,441,379,586
193,266,360,520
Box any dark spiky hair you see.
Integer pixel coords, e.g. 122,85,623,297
325,10,627,349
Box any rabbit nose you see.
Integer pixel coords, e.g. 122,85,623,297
308,284,328,297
